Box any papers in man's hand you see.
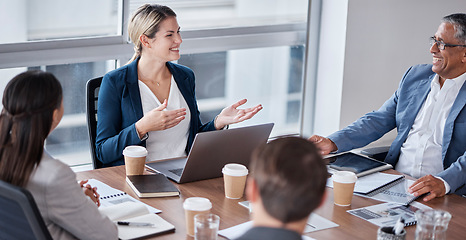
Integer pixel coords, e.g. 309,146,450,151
99,201,175,240
218,221,316,240
347,201,431,227
366,179,417,204
86,179,161,213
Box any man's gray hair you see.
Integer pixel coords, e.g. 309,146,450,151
442,13,466,44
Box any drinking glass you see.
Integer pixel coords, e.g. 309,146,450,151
194,213,220,240
415,209,451,240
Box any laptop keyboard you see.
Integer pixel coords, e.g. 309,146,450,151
169,168,184,176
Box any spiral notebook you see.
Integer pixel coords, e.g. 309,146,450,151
347,202,431,227
327,172,405,196
86,179,161,213
99,201,174,240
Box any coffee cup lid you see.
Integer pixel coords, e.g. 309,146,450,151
222,163,248,177
332,171,357,183
183,197,212,211
123,146,148,158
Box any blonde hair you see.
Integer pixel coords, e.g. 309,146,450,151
127,4,177,64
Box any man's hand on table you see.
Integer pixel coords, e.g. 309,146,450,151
408,175,446,202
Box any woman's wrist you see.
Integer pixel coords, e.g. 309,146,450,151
135,121,147,139
214,115,227,130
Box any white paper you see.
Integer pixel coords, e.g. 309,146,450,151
347,201,431,227
99,201,149,221
117,213,174,240
238,201,338,233
218,221,316,240
305,213,339,233
86,179,161,213
99,201,174,240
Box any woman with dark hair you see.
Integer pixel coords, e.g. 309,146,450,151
96,4,262,167
0,70,117,239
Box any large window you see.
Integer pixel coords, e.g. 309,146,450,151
0,0,316,169
0,1,121,44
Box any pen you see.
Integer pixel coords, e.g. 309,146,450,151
117,221,155,227
393,217,404,235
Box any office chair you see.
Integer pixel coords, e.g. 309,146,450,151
0,180,52,240
86,77,103,169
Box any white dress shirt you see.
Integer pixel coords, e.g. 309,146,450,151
396,72,466,192
138,76,191,161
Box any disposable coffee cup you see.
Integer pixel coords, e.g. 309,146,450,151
122,146,148,176
222,164,248,199
332,171,357,206
183,197,212,236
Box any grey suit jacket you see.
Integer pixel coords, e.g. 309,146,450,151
26,151,117,240
329,64,466,195
235,226,302,240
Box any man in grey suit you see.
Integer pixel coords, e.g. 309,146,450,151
310,13,466,201
235,137,327,240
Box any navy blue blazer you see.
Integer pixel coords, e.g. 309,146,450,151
329,64,466,195
96,59,216,167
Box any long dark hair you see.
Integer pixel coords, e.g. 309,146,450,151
0,70,63,187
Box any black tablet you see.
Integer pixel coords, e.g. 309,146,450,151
324,152,393,177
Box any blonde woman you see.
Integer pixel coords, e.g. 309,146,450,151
96,4,262,167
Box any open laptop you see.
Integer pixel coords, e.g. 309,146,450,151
145,123,274,183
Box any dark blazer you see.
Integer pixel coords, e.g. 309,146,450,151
96,58,216,167
329,64,466,195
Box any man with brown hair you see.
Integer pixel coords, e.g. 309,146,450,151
235,137,327,240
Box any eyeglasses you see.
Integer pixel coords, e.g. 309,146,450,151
430,36,466,50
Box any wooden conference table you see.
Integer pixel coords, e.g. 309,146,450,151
77,166,466,240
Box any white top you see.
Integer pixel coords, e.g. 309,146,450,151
397,72,466,185
26,150,117,240
138,76,191,161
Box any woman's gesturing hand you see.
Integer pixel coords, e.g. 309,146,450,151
135,99,186,138
215,99,262,130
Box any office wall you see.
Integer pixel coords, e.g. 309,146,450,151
313,0,465,147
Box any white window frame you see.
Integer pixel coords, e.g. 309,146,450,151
0,0,321,138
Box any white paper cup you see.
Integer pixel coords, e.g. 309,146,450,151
183,197,212,236
123,146,148,175
222,164,248,199
332,171,357,206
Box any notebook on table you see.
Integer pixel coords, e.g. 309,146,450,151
126,174,180,198
99,201,175,240
146,123,274,183
325,152,393,177
327,172,405,196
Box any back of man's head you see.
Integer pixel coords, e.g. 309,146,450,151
249,137,327,224
442,13,466,44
